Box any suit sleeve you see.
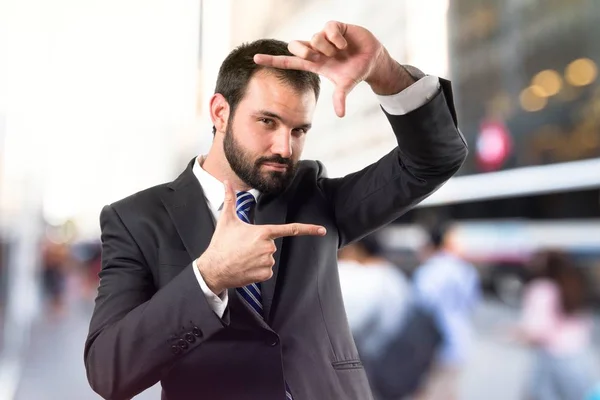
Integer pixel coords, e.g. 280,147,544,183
84,204,227,400
317,79,468,248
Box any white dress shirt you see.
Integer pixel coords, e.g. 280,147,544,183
192,76,441,318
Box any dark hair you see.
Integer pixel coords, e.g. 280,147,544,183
425,224,448,250
212,39,321,134
534,250,590,314
357,234,384,257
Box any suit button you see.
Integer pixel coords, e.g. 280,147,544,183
184,333,195,343
171,345,181,355
267,336,279,347
177,339,189,350
192,327,202,337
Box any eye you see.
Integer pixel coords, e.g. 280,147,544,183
259,118,274,127
292,128,307,135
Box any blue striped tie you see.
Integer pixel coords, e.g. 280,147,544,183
234,192,293,400
235,192,263,316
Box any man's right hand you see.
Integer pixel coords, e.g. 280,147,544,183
196,180,327,294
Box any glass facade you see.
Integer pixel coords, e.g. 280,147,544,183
448,0,600,175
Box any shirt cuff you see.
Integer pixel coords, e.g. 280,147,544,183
376,75,441,115
193,258,228,318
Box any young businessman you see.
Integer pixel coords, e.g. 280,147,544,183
85,21,467,400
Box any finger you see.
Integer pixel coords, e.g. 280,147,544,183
254,54,319,73
310,32,337,57
324,21,348,50
288,40,321,62
333,86,350,118
264,223,327,239
220,180,237,221
254,265,274,282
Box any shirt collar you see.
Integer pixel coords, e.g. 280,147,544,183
192,156,260,213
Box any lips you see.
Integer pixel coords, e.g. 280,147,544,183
262,162,288,171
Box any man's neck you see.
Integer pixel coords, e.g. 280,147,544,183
202,149,251,192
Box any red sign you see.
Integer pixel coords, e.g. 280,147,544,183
476,120,512,171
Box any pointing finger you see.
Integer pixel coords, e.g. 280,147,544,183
263,223,327,239
253,54,320,74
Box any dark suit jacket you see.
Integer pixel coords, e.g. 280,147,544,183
84,79,467,400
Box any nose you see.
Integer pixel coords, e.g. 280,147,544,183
271,129,292,159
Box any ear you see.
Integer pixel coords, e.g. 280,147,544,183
209,93,230,135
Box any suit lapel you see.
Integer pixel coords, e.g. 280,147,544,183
254,192,289,323
160,159,215,263
161,158,276,331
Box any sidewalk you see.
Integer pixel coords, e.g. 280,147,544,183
14,298,160,400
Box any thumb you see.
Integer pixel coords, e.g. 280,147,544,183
220,180,237,222
333,86,350,118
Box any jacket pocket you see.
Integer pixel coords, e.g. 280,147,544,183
332,359,364,370
332,364,374,400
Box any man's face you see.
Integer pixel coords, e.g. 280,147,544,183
224,70,317,195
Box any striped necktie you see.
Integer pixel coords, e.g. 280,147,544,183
234,191,293,400
235,192,263,316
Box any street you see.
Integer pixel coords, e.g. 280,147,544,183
12,296,600,400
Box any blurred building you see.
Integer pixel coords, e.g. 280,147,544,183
448,0,599,175
0,2,202,397
0,0,203,240
411,0,600,220
0,80,6,358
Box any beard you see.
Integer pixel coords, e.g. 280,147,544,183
223,122,297,195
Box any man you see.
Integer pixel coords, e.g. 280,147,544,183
84,21,467,400
413,224,480,400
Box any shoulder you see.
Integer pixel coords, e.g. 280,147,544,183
294,159,326,180
107,182,171,216
281,159,328,197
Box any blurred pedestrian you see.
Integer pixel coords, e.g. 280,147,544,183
340,234,443,400
413,224,480,400
40,234,70,318
338,234,410,362
515,250,596,400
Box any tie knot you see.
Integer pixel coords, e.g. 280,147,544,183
235,192,256,223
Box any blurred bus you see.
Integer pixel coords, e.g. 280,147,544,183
377,161,600,306
379,217,600,307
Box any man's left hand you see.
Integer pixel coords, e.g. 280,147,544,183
254,21,415,117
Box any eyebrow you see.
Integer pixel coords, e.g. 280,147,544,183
256,110,312,130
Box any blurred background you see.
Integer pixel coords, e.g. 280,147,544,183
0,0,599,398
